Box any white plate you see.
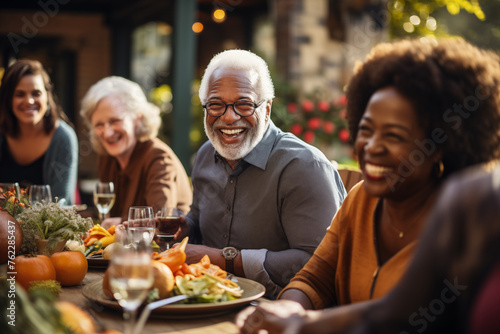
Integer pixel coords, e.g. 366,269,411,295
82,277,265,318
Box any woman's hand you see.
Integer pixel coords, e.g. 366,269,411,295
235,300,308,334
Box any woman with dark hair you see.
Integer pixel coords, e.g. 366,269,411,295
0,59,78,205
237,37,500,333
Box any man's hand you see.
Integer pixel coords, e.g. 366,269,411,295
235,300,308,334
183,244,223,267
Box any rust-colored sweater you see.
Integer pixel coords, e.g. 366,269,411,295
98,138,192,221
279,181,416,309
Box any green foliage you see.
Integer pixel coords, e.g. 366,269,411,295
0,280,70,334
389,0,486,38
150,81,208,169
18,201,93,255
29,280,62,298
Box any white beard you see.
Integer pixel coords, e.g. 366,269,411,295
204,111,268,161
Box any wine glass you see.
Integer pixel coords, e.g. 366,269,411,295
154,207,182,251
94,182,116,223
0,182,21,198
128,206,155,246
29,184,52,205
108,234,153,334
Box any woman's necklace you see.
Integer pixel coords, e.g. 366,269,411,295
378,200,427,239
387,220,418,239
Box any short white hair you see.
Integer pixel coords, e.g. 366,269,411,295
80,76,161,154
198,49,275,105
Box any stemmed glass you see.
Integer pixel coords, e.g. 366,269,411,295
29,184,52,205
94,182,115,223
154,207,182,251
128,206,155,246
108,233,153,334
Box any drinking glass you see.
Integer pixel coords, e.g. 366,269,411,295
94,182,116,223
128,206,155,245
154,207,182,251
108,234,153,334
0,182,21,198
29,184,52,205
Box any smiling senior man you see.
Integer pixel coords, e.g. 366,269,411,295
178,49,347,297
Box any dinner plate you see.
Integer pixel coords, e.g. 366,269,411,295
86,254,109,269
82,277,265,318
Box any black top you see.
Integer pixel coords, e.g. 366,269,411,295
0,137,44,189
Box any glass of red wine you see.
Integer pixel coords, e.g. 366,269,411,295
154,207,182,251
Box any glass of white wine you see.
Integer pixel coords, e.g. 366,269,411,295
127,206,155,246
94,181,116,223
108,233,153,334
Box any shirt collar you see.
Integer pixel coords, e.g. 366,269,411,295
242,121,278,170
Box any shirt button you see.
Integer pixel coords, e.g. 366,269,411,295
223,234,228,239
230,179,234,184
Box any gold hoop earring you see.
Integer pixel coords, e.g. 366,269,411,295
436,160,444,178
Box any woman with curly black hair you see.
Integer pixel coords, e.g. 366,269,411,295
237,38,500,333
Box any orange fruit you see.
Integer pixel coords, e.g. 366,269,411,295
50,251,88,286
152,260,175,299
14,254,56,290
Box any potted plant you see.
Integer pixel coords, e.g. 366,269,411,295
17,201,93,256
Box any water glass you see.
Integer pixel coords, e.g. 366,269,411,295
29,184,52,205
128,206,155,245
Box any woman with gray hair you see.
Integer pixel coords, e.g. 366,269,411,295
80,76,192,224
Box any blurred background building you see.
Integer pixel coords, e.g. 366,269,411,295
0,0,497,203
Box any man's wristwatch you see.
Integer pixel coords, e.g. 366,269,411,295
221,247,238,273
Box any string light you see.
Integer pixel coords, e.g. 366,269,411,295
213,8,226,23
192,22,203,33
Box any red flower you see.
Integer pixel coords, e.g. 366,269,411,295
317,100,329,112
290,123,303,136
323,121,335,134
301,100,314,113
303,131,315,144
339,109,347,120
337,95,347,106
338,128,350,142
307,117,322,130
287,102,297,114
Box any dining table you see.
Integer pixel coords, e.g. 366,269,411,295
61,268,246,334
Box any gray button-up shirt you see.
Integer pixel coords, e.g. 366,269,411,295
186,121,346,297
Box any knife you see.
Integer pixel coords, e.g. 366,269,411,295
134,294,193,334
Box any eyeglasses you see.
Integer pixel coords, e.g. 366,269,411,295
202,100,265,117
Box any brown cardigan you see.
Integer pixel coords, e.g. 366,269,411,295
279,181,417,309
98,138,192,221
